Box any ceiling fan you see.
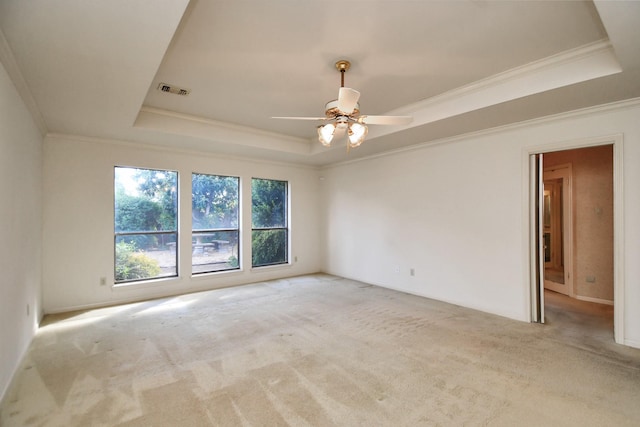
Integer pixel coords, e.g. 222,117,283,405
273,60,413,149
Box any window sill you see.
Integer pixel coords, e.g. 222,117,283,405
250,262,292,273
191,268,242,280
112,275,180,290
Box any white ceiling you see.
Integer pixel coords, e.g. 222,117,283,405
1,0,639,166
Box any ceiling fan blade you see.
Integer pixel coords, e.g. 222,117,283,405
337,87,360,115
272,116,327,121
359,115,413,126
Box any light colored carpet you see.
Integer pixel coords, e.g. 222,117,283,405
2,274,639,426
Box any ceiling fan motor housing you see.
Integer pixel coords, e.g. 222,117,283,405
325,100,359,118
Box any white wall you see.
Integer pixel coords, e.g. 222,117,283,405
0,61,43,400
42,135,322,312
321,101,640,348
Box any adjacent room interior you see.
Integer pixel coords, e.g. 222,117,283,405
2,1,640,424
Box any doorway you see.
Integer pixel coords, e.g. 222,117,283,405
527,136,623,344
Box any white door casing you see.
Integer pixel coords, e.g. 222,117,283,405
523,134,624,344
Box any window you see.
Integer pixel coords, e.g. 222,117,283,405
192,173,240,273
114,167,178,283
252,178,288,267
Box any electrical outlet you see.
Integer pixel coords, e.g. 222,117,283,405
100,277,107,286
294,256,298,262
26,304,30,316
410,268,415,276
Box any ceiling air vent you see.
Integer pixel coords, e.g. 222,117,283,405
157,82,190,96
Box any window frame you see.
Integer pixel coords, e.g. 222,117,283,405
191,173,241,275
114,166,179,284
251,177,289,268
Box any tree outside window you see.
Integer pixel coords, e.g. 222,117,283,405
192,174,240,273
252,178,288,267
114,167,178,283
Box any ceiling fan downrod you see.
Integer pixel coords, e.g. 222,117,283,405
335,60,350,88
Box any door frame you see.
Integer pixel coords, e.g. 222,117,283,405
523,134,624,344
543,164,573,297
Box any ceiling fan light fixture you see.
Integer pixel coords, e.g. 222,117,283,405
348,122,368,147
318,123,336,146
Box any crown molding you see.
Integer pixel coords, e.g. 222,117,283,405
45,132,321,171
324,97,640,169
135,106,311,155
0,27,47,136
366,40,621,142
48,97,640,171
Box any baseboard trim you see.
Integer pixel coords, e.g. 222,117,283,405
624,338,640,349
575,295,614,306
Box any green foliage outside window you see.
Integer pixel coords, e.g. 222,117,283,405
252,178,288,267
115,241,161,281
114,167,177,283
192,174,239,230
251,229,287,266
252,178,286,228
191,174,240,274
114,170,290,277
115,195,162,248
133,169,178,231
